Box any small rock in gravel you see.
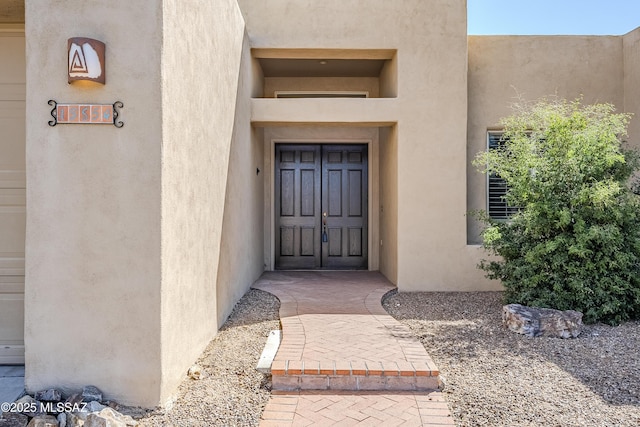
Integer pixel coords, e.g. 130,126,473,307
64,394,83,407
88,408,137,427
66,412,88,426
34,390,61,403
84,401,106,413
81,386,103,403
105,403,147,420
26,415,58,427
187,365,202,380
0,412,29,427
12,396,41,418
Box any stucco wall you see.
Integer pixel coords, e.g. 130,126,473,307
25,0,163,406
624,28,640,145
26,0,249,407
240,0,482,291
467,35,625,244
379,125,397,284
160,0,246,406
215,34,266,328
379,55,397,98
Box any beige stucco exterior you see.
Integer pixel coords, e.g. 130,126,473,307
215,33,266,330
240,0,489,291
25,0,164,406
160,0,252,406
467,35,627,242
24,0,259,407
0,0,637,408
624,28,640,142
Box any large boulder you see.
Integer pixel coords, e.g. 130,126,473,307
503,304,583,338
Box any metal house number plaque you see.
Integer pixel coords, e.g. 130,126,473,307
48,100,124,128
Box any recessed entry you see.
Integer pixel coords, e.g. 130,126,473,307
275,144,368,269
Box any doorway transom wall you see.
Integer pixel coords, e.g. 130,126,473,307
275,144,368,269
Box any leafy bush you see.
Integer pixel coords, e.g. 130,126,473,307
473,98,640,324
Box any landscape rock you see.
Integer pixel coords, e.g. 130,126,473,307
84,408,137,427
65,412,87,427
503,303,583,338
0,413,29,427
13,396,36,407
64,395,82,407
81,387,102,404
26,415,58,427
187,365,201,380
10,386,138,427
34,390,61,403
13,396,42,418
83,402,105,413
104,403,145,420
84,414,121,427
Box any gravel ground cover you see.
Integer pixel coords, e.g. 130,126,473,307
139,289,280,427
138,288,639,427
383,291,640,427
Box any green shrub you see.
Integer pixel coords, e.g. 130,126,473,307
473,98,640,324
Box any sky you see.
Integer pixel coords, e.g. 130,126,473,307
468,0,640,35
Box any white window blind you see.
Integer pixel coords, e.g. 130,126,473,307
487,132,520,220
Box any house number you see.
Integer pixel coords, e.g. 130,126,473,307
48,100,124,128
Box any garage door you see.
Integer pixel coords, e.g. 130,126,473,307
0,28,25,364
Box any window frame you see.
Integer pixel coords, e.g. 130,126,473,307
486,131,520,220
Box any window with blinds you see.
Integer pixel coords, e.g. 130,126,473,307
487,132,520,220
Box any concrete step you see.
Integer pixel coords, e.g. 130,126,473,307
271,359,440,391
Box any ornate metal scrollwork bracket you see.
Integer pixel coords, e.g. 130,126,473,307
112,101,124,128
48,100,58,126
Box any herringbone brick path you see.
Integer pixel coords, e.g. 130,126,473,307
261,391,454,426
252,271,454,426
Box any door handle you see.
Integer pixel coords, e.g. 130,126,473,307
322,212,328,242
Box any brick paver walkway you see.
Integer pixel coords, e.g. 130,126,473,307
252,271,455,426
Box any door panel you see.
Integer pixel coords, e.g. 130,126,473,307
275,144,368,270
321,145,368,269
275,145,322,269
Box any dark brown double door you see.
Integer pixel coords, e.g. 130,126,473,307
275,144,368,269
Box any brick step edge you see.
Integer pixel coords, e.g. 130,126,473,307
272,373,440,391
271,360,439,377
